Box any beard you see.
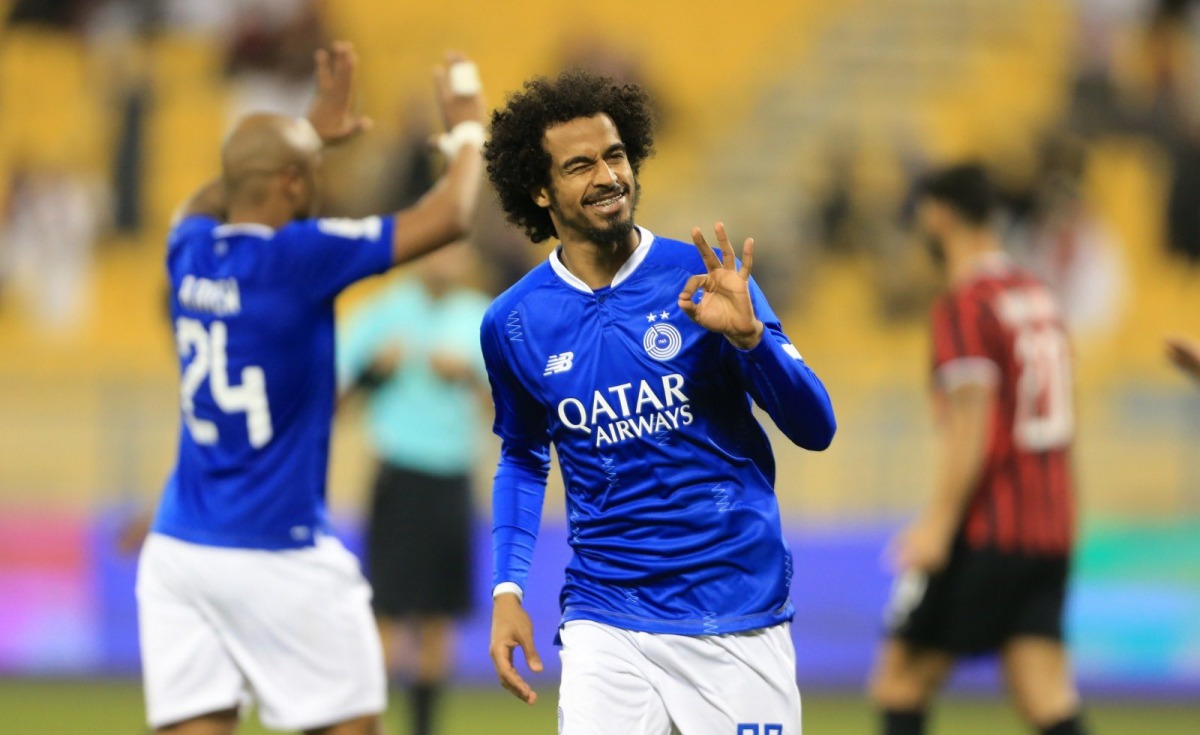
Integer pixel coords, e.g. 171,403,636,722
549,179,639,249
924,233,946,268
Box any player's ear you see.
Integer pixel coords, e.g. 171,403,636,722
532,186,551,210
922,200,955,232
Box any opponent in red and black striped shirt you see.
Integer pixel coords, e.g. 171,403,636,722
873,164,1090,735
930,256,1075,557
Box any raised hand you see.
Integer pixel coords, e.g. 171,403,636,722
433,51,487,132
306,41,372,145
489,594,543,704
886,513,955,574
678,222,764,350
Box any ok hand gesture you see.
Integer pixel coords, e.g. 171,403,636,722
678,222,764,350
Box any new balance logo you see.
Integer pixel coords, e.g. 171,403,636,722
544,352,575,376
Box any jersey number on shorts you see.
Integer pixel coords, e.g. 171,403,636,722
737,725,783,735
176,317,274,448
1012,323,1073,451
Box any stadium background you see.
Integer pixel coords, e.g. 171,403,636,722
0,0,1197,732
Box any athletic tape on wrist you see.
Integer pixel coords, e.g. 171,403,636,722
437,120,486,160
448,61,482,96
492,582,524,603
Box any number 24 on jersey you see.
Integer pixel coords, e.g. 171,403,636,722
176,317,274,449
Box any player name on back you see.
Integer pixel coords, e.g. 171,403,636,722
178,275,242,316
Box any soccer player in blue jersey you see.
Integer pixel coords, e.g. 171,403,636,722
135,44,486,735
480,70,837,734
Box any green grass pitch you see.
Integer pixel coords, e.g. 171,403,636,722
2,680,1196,734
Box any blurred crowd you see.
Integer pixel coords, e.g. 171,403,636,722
797,0,1200,338
4,0,1200,332
1,0,1199,521
0,0,680,324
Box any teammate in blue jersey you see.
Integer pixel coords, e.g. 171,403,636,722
136,44,486,735
481,70,836,734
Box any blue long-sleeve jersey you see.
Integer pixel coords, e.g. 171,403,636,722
481,228,836,636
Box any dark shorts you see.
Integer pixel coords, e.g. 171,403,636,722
366,463,473,618
885,543,1069,656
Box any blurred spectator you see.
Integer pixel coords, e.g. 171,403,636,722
0,165,99,329
2,4,102,326
1008,134,1126,338
5,0,89,29
557,38,671,131
338,241,491,735
335,97,533,293
1067,0,1142,136
1139,0,1200,262
358,96,439,215
85,0,163,238
1139,0,1200,136
223,0,327,122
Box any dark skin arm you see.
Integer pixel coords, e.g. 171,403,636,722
171,42,367,224
172,45,486,264
888,380,995,573
389,52,486,265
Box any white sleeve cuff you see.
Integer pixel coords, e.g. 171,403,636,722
492,582,524,603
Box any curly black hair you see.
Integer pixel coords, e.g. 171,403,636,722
484,69,656,243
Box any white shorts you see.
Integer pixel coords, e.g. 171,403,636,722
558,620,802,735
136,533,386,731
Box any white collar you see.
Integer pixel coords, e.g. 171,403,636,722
548,226,655,294
213,222,275,239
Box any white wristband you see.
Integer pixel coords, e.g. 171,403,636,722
437,120,486,160
293,117,324,150
492,582,524,603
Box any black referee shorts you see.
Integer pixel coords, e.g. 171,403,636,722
366,462,473,618
885,542,1069,656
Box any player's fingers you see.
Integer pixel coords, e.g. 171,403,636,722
492,643,535,703
714,222,734,270
519,632,544,673
1165,336,1199,364
489,642,519,684
343,46,358,82
314,48,331,87
739,237,754,280
691,227,721,272
678,273,706,303
342,49,359,88
500,669,533,703
349,116,374,137
328,42,348,77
